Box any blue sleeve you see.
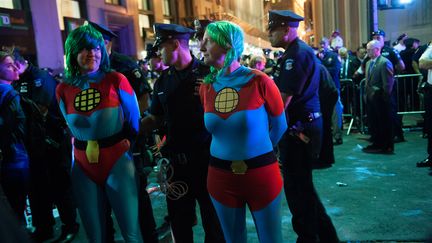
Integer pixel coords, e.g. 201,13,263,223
258,74,287,146
118,76,140,140
269,114,287,146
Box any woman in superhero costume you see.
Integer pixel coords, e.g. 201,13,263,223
199,21,287,243
56,24,142,242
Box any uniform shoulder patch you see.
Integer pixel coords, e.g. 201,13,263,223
285,59,294,70
133,69,142,78
34,78,43,87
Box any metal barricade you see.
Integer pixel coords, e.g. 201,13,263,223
358,73,424,133
340,78,359,135
394,73,424,114
359,79,366,134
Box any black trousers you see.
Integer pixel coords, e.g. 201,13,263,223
424,87,432,157
366,92,394,149
165,150,225,243
318,93,338,165
0,167,30,223
29,135,77,230
279,118,339,243
0,185,32,242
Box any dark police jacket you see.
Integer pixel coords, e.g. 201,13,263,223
149,56,210,153
272,37,321,124
321,50,341,90
12,64,66,156
13,63,58,115
110,52,152,98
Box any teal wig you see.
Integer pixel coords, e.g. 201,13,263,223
203,21,244,83
64,23,110,85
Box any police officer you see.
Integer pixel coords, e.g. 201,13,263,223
12,50,79,242
318,37,343,145
141,23,224,243
90,22,152,111
145,44,169,91
268,10,339,242
89,21,158,243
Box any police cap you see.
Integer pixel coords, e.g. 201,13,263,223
396,33,408,42
268,10,304,30
193,19,212,40
89,21,118,41
371,29,386,38
153,23,195,48
145,43,159,60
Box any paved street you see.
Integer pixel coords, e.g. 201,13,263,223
48,115,432,242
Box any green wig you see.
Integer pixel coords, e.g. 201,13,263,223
203,21,244,83
64,23,110,85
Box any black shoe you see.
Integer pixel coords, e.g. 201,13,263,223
312,162,333,169
334,138,343,145
31,228,54,242
362,145,394,154
393,136,406,143
156,221,171,240
416,158,432,168
53,223,79,243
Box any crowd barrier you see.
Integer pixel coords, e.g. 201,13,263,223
340,78,358,135
393,73,424,114
342,73,424,134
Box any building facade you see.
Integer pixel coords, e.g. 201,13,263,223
1,0,430,72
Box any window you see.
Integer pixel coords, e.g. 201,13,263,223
0,0,22,9
162,0,170,16
57,0,81,30
138,0,150,10
163,19,170,24
139,14,151,37
228,0,235,10
105,0,121,5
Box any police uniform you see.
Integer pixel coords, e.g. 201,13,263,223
12,62,78,240
149,23,224,243
144,43,162,82
269,10,339,243
90,21,152,98
90,21,158,243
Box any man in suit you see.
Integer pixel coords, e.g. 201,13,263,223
339,47,360,80
362,40,395,154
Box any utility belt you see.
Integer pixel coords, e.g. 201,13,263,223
291,112,321,124
163,150,206,165
209,151,276,175
74,132,125,151
288,112,321,144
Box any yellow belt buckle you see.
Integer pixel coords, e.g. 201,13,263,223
230,160,248,175
86,140,100,164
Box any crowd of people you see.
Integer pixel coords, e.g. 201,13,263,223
0,7,431,243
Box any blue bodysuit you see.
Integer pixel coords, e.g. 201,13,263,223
200,66,287,243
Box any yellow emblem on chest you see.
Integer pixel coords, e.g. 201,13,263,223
74,88,101,112
214,87,239,113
